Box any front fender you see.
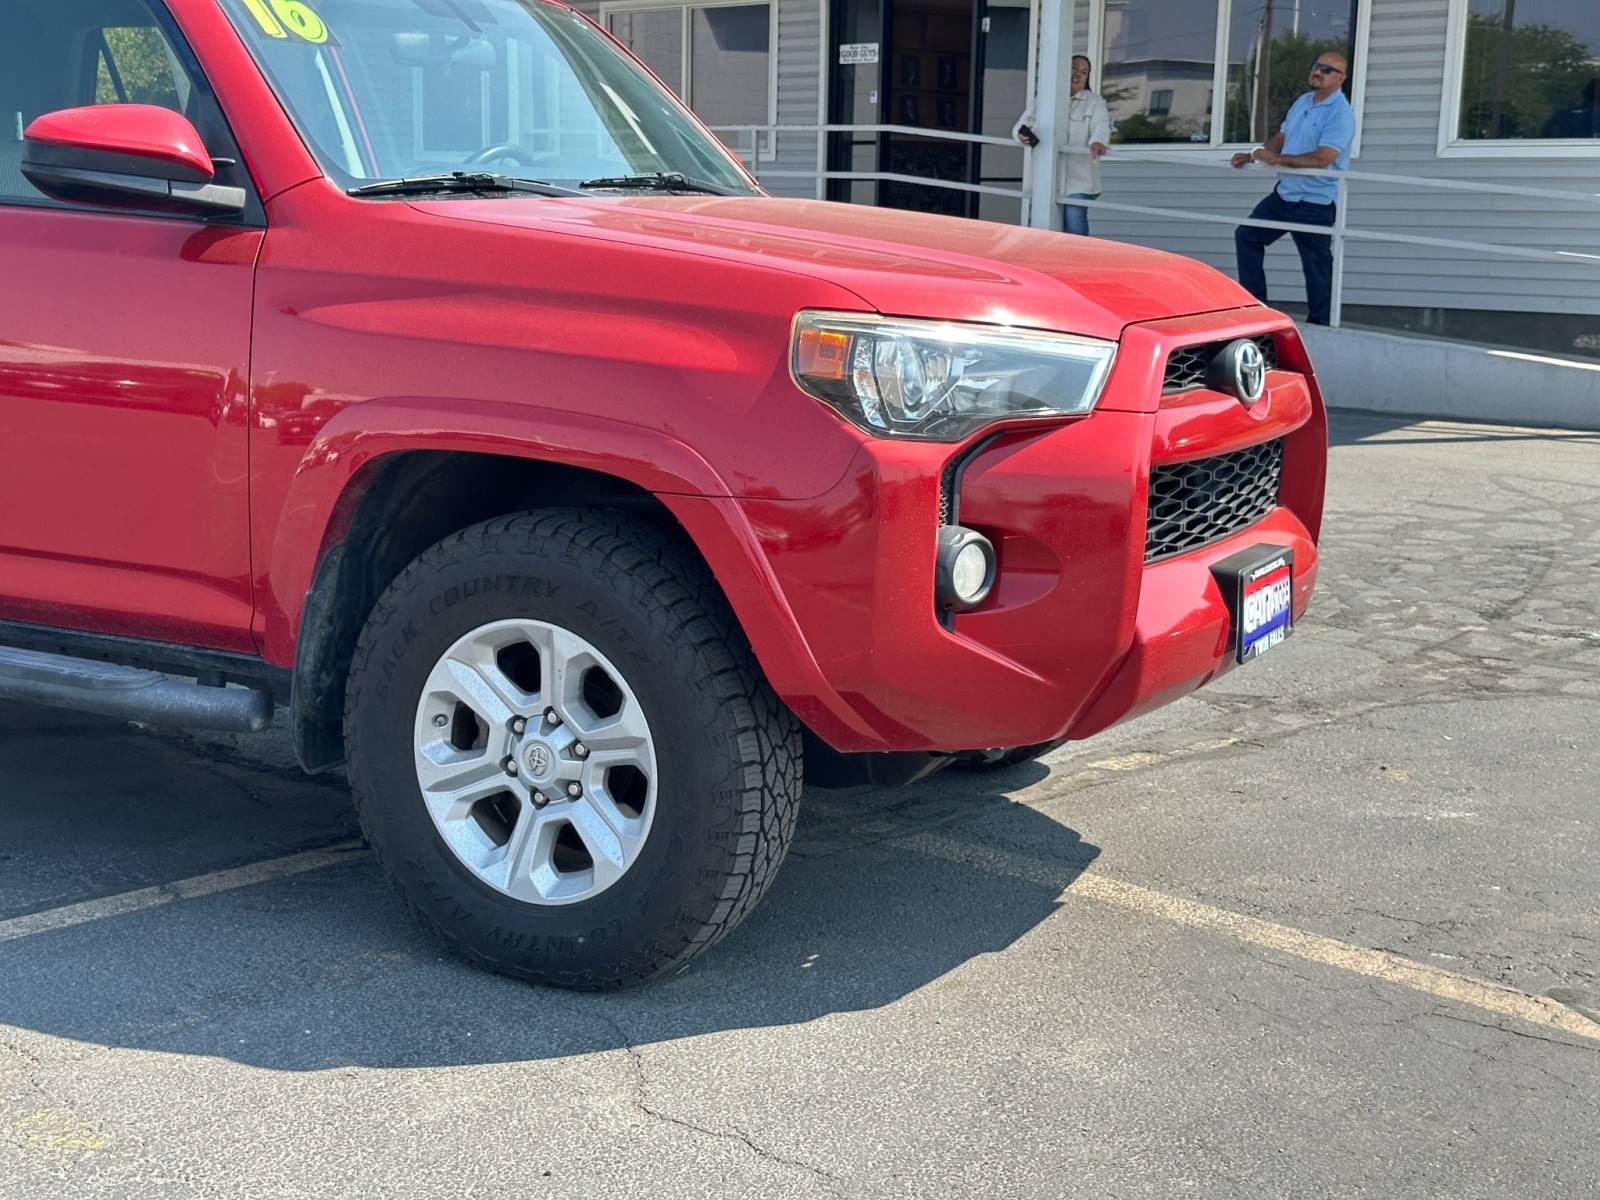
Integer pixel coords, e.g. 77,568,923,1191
256,394,729,662
255,395,876,747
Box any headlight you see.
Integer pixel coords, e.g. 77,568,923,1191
791,312,1116,442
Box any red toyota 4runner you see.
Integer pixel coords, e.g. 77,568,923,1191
0,0,1325,987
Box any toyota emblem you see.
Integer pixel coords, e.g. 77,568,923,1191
1205,338,1267,407
1234,340,1266,406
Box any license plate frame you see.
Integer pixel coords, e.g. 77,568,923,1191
1212,545,1294,664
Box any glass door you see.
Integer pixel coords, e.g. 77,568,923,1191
881,0,974,215
973,0,1028,224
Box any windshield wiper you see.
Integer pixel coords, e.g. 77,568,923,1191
348,172,584,198
578,172,743,196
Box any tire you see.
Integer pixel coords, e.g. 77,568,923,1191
952,739,1066,771
344,510,802,989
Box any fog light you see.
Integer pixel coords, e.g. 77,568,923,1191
935,525,996,610
952,543,988,597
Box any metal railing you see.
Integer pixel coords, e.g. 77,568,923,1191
709,123,1029,201
1058,146,1600,328
709,124,1600,331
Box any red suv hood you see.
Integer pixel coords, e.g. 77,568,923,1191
413,194,1258,340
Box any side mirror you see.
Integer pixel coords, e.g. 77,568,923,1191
21,104,246,217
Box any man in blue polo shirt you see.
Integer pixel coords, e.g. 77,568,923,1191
1231,52,1355,325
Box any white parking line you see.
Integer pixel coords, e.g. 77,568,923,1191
4,833,1597,1047
905,833,1600,1045
1069,872,1600,1043
0,841,367,945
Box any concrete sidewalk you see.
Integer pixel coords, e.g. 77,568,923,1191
1303,323,1600,431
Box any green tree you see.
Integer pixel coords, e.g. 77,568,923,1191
1110,111,1183,143
1103,82,1192,145
94,27,183,109
1458,14,1595,139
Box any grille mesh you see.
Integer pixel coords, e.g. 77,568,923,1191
1146,439,1284,561
939,459,957,525
1163,335,1279,394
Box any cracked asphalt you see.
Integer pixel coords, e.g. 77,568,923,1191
2,411,1597,1198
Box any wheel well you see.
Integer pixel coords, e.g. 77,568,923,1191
289,451,690,773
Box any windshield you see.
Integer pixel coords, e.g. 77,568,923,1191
216,0,759,193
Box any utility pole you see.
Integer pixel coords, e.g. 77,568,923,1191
1487,0,1515,138
1253,0,1275,141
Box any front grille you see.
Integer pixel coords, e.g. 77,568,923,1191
1146,439,1283,561
1163,335,1278,394
939,458,957,525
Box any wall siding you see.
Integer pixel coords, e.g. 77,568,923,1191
1086,0,1600,317
577,0,823,199
575,1,1600,317
768,0,824,198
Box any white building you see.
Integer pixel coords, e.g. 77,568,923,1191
571,0,1600,423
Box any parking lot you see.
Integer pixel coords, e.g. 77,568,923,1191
2,411,1597,1198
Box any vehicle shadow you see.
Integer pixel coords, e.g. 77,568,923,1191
0,703,1098,1070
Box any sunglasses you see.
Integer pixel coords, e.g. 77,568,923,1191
1310,63,1344,75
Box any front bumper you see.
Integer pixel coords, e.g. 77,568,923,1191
731,310,1328,753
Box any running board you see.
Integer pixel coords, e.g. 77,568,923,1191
0,646,273,732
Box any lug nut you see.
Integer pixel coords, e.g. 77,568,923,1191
503,758,518,776
573,743,589,758
566,783,582,798
544,707,561,726
531,791,548,808
510,716,527,735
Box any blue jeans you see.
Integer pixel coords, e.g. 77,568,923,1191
1064,192,1099,236
1234,189,1337,324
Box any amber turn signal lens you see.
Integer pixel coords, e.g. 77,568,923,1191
795,327,851,380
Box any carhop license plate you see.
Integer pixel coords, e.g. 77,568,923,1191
1211,545,1294,663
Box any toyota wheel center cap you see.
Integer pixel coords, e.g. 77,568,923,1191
522,742,557,781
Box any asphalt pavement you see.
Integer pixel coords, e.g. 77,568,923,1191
2,411,1597,1198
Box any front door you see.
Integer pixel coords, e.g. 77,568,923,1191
0,0,263,650
830,0,1023,221
972,0,1029,225
881,0,976,216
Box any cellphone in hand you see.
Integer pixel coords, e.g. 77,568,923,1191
1017,124,1039,147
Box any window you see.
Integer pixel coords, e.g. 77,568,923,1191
1451,0,1600,143
1100,0,1359,146
0,0,247,208
1101,1,1219,143
605,2,771,157
94,28,188,110
218,0,755,189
